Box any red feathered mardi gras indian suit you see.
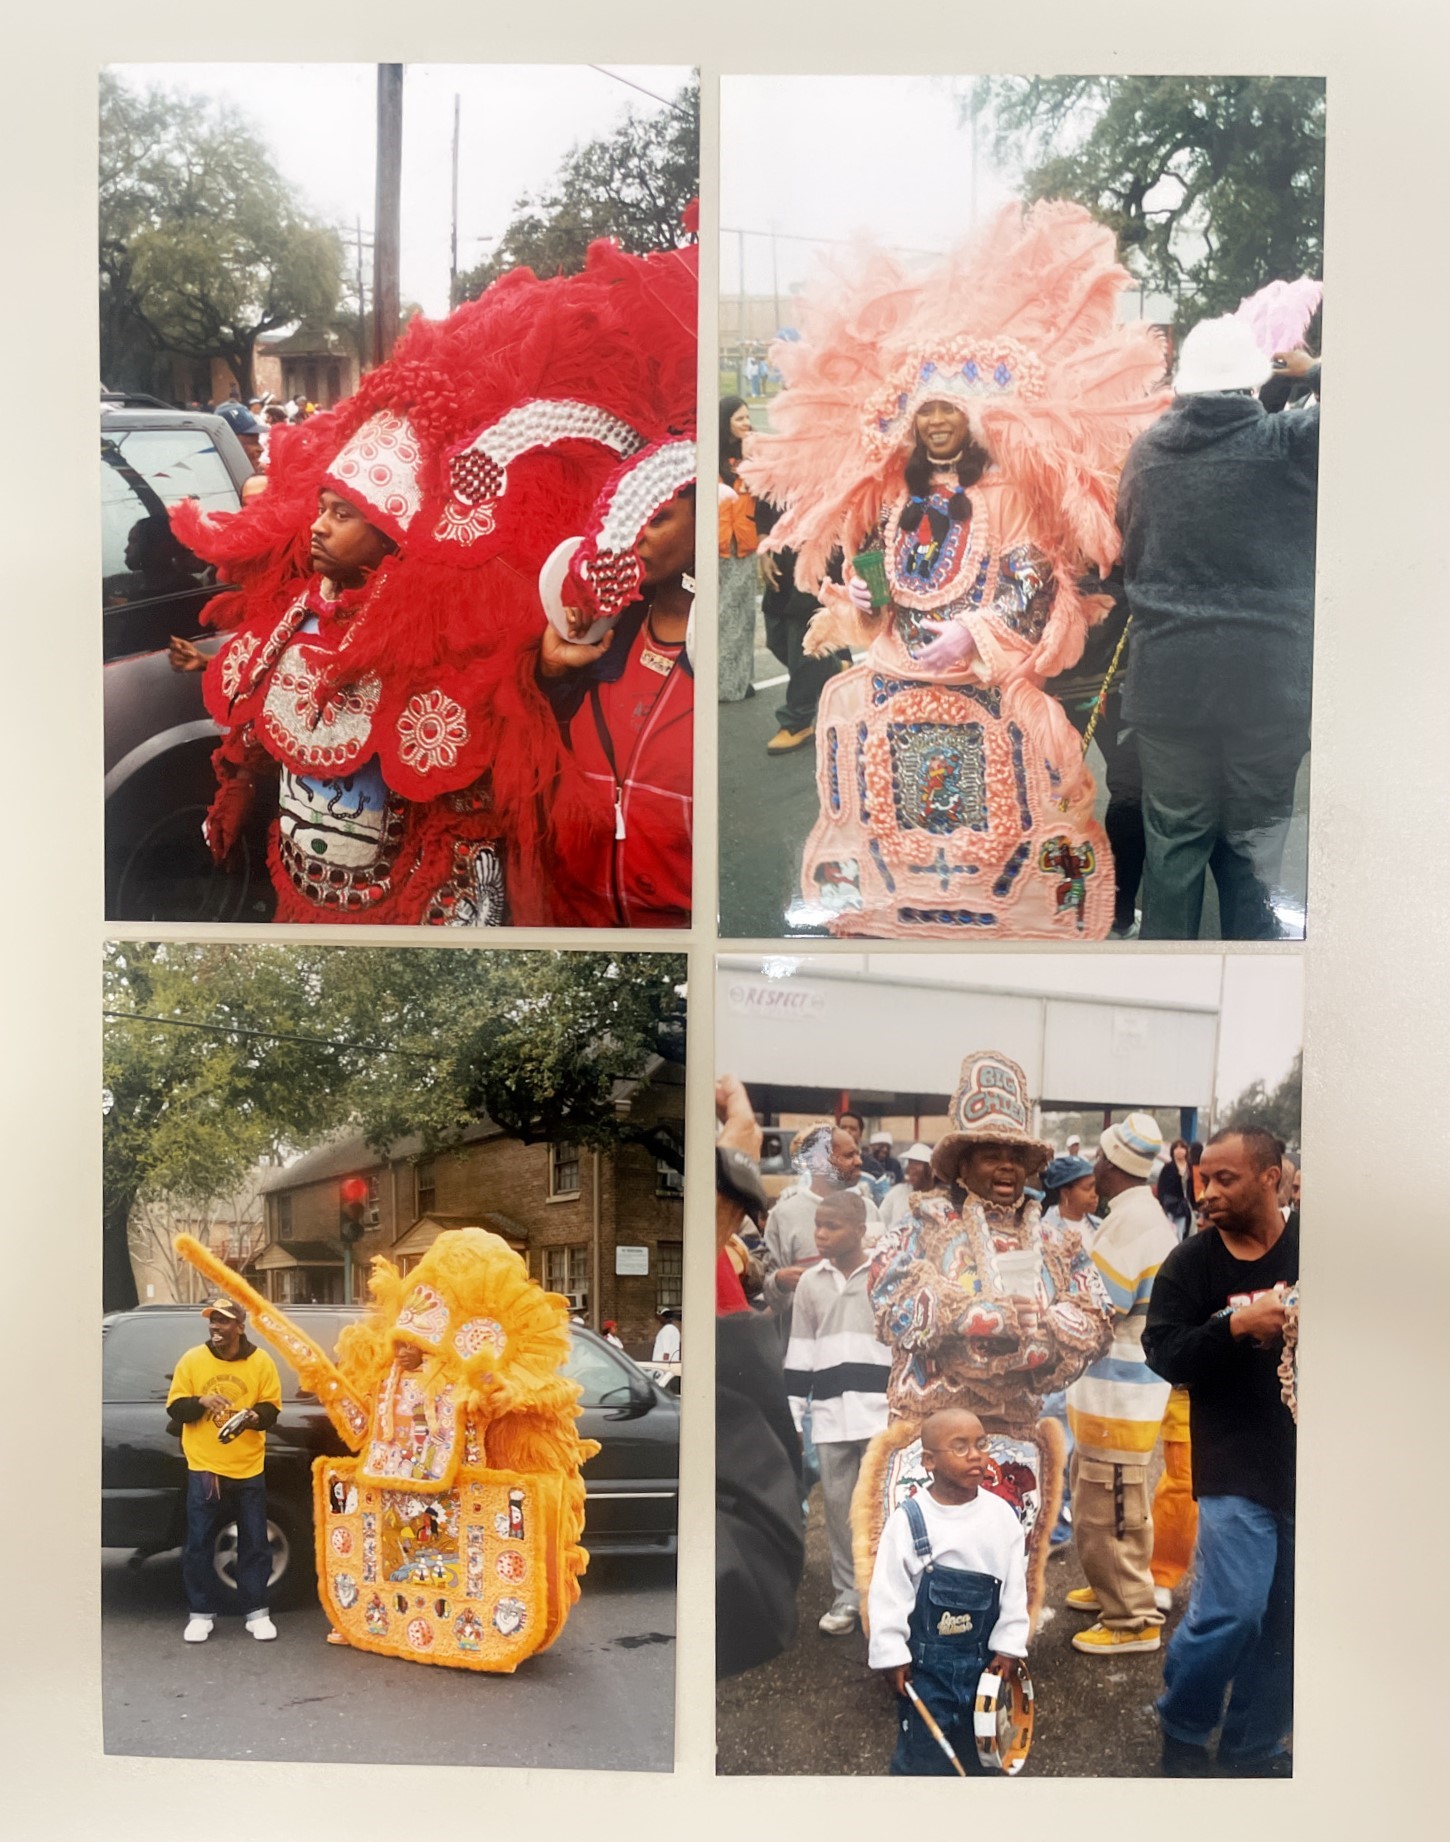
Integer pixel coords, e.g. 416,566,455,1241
172,240,697,926
741,203,1168,941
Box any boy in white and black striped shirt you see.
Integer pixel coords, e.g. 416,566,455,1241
783,1191,892,1636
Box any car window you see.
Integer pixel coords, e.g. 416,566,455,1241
101,429,236,611
563,1334,639,1408
102,1315,193,1401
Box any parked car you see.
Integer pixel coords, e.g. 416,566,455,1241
101,1306,678,1607
101,397,274,923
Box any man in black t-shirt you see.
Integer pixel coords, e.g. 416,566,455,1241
1143,1125,1298,1779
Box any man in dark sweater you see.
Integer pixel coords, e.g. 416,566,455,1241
1142,1125,1298,1777
1116,318,1320,940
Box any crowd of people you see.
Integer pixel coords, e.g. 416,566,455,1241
155,232,698,928
722,201,1321,942
715,1062,1300,1778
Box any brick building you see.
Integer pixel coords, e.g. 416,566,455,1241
248,1068,684,1355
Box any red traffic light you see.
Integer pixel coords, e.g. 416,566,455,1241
340,1177,370,1205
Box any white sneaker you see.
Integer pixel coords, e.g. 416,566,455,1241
245,1612,278,1641
1154,1585,1174,1613
183,1614,214,1644
818,1599,859,1636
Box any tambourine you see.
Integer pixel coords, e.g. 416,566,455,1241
974,1656,1035,1774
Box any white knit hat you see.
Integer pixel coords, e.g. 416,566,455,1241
1174,316,1273,396
1099,1113,1164,1179
902,1142,934,1165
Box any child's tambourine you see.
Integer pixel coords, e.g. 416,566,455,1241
974,1657,1035,1774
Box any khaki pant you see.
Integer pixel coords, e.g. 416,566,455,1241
1071,1452,1162,1630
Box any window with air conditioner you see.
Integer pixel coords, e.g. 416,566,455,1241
655,1158,684,1198
543,1245,590,1310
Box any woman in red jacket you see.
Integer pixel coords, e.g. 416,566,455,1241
538,439,696,927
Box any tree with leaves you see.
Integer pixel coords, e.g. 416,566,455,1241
967,77,1325,328
103,944,686,1311
1220,1051,1302,1151
100,71,345,398
457,81,698,303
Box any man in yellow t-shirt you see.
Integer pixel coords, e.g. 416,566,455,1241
165,1299,283,1644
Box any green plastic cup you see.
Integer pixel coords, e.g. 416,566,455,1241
851,548,891,610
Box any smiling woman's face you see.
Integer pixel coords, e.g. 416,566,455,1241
914,399,972,459
730,403,753,440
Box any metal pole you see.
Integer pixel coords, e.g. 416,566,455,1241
343,1242,354,1305
737,227,746,396
591,1149,602,1331
373,63,404,368
449,92,461,310
355,216,366,369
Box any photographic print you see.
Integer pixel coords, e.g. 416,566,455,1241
718,76,1323,942
715,952,1301,1776
101,63,698,927
102,944,685,1768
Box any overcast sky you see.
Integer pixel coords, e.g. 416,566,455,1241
720,75,1022,299
734,951,1303,1107
112,63,694,319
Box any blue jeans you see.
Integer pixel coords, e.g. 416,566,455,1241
1158,1494,1294,1760
182,1471,271,1617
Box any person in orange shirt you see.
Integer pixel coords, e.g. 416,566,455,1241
718,395,760,703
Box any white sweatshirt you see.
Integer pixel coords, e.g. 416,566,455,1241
867,1487,1030,1668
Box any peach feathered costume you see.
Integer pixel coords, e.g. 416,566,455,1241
741,202,1167,940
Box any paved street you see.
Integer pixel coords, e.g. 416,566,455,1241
718,620,1309,941
103,1548,675,1770
718,1488,1182,1777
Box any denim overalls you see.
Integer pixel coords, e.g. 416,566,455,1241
890,1494,1002,1777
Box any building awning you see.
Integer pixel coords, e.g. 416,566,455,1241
251,1240,343,1272
391,1213,529,1259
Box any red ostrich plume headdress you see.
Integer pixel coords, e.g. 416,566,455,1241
739,200,1169,593
172,236,697,924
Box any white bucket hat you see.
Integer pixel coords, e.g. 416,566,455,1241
1099,1113,1164,1179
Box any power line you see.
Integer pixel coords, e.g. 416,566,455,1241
587,65,691,118
102,1009,440,1059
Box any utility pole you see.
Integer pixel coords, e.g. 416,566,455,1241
449,92,461,310
373,63,404,368
355,216,366,365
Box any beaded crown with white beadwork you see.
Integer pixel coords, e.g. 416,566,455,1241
740,200,1168,591
566,436,697,619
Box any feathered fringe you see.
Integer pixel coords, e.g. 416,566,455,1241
741,201,1168,590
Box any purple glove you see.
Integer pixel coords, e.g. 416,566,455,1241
912,617,977,672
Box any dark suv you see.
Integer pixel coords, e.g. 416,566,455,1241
101,397,274,923
101,1306,678,1606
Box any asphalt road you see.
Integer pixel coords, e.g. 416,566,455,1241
103,1548,676,1770
717,614,1309,942
717,1486,1182,1778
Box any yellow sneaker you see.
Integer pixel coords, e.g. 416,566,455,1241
1071,1622,1161,1656
1065,1586,1101,1613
